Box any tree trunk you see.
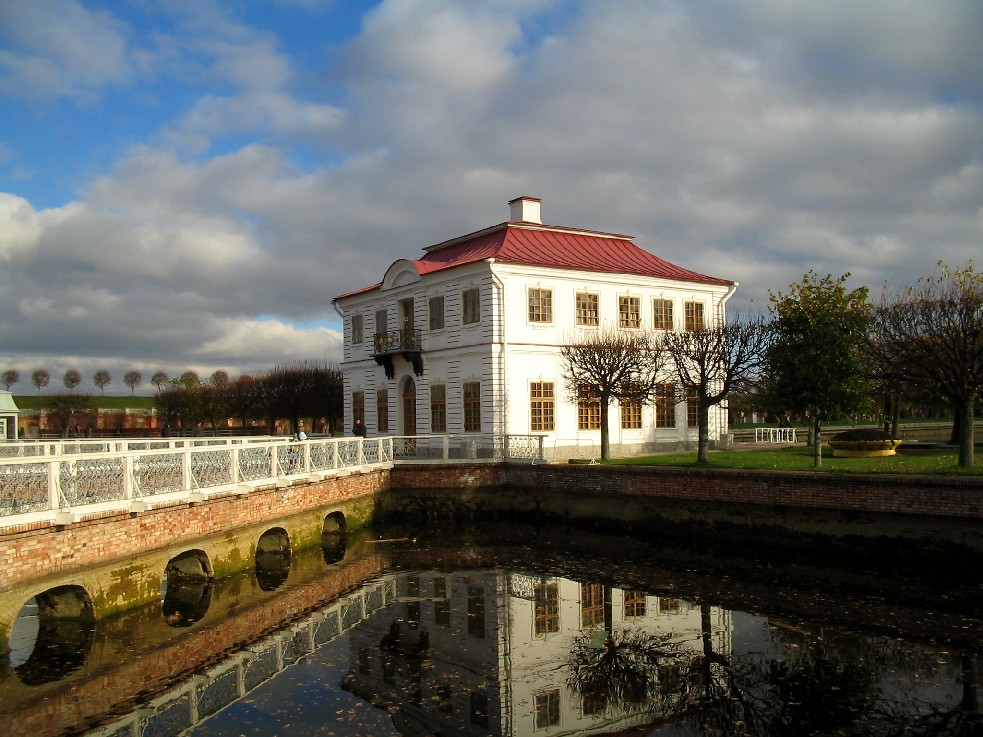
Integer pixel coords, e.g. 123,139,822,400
958,396,975,467
599,393,611,461
891,395,901,438
698,401,711,463
813,415,822,468
950,403,963,445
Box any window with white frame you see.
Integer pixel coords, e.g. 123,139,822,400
462,288,480,325
530,381,555,432
685,301,705,331
653,298,673,330
528,287,553,323
430,384,446,433
576,291,599,326
655,383,676,428
577,385,601,430
463,381,481,432
351,314,363,344
429,295,445,330
618,295,641,329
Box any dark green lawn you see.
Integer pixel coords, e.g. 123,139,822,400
609,445,983,475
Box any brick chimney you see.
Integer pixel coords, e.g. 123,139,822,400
508,196,542,224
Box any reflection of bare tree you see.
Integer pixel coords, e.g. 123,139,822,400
566,627,691,713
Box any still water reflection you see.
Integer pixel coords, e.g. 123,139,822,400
1,520,980,737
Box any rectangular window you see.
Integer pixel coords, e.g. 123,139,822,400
351,314,363,344
376,389,389,433
429,295,445,330
352,391,365,426
582,688,607,716
433,576,447,598
624,591,646,618
430,384,447,432
576,292,599,326
463,381,481,432
406,575,420,597
467,585,485,638
528,287,553,323
618,295,641,329
685,301,705,331
530,381,555,432
687,388,700,428
375,308,388,334
653,299,674,330
434,599,451,627
470,691,489,727
581,583,605,628
462,287,480,325
534,581,560,635
577,385,601,431
655,383,676,428
620,395,642,429
535,690,561,729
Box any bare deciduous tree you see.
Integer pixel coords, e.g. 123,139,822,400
869,262,983,467
559,328,666,460
63,369,82,392
2,369,19,390
151,371,169,392
124,370,143,395
93,370,112,395
31,369,50,395
660,315,773,463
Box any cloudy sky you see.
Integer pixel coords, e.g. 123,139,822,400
1,0,980,394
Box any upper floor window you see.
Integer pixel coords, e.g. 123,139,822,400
581,582,605,628
685,301,705,332
375,308,388,334
618,295,641,329
429,295,445,331
530,381,555,432
351,314,363,344
624,590,646,618
528,287,553,323
576,292,599,326
463,381,481,432
653,299,674,330
462,287,480,325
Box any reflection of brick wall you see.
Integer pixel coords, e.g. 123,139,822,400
0,471,389,588
5,554,387,737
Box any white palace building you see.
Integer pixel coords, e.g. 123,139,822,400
332,197,736,460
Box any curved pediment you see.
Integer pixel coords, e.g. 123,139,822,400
381,259,422,291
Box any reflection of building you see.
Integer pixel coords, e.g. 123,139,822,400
342,570,732,736
332,196,735,458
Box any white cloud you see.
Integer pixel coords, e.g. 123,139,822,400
0,0,980,387
0,0,136,101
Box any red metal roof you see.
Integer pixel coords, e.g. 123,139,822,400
334,222,731,301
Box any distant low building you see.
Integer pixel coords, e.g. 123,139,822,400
332,196,736,459
0,391,20,440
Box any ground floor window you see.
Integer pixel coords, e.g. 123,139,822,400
536,689,561,728
687,389,700,428
352,391,365,425
534,581,560,635
430,384,446,432
577,385,600,431
376,389,389,433
620,396,642,429
580,582,605,628
530,381,555,432
655,383,675,428
463,381,481,432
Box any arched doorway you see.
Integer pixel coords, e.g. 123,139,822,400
402,377,417,436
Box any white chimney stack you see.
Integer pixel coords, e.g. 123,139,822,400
508,196,542,224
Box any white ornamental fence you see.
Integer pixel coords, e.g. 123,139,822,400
0,434,545,529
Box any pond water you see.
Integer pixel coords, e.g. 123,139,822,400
1,518,981,737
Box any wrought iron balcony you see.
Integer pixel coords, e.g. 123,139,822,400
373,329,423,378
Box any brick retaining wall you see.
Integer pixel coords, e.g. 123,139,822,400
0,471,389,591
393,463,983,519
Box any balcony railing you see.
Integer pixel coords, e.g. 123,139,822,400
373,329,423,378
